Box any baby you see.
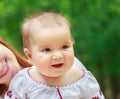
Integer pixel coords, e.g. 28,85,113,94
5,12,104,99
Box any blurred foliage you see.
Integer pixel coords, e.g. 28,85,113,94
0,0,120,98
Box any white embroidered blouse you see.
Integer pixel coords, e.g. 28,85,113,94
4,65,104,99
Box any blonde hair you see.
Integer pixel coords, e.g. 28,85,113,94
21,12,74,48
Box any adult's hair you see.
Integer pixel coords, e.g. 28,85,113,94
0,37,32,68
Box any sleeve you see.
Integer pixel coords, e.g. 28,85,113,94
73,57,105,99
87,71,105,99
91,89,105,99
4,70,28,99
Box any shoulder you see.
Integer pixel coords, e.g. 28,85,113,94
10,67,29,85
9,66,35,88
13,66,35,78
11,67,29,80
61,68,104,98
5,66,35,98
77,69,100,88
74,69,104,98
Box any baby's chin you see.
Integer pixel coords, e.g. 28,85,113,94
41,73,63,78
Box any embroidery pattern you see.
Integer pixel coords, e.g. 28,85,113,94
6,90,20,99
92,89,103,99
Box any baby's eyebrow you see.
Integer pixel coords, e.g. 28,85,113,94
63,41,73,45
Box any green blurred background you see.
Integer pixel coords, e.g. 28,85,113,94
0,0,120,99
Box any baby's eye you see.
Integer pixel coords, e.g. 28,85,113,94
42,48,51,52
62,45,69,49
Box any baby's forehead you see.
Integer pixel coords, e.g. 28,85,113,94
23,15,71,39
27,20,70,35
29,18,68,29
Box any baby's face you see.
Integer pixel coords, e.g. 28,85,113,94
26,25,74,77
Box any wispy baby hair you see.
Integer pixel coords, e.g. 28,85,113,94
21,11,73,48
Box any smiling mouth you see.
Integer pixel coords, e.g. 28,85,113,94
52,63,64,68
0,64,9,78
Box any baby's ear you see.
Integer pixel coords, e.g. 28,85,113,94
24,48,32,60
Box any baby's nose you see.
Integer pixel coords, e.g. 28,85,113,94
53,51,63,60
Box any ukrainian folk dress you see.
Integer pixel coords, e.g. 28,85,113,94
4,66,104,99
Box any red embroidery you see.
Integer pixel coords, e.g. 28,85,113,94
7,90,12,98
92,96,100,99
99,89,102,96
92,88,103,99
57,88,63,99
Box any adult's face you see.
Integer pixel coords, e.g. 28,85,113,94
0,43,21,86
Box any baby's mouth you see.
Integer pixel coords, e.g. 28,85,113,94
52,63,64,68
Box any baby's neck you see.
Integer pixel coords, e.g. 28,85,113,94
40,74,65,86
30,67,83,87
